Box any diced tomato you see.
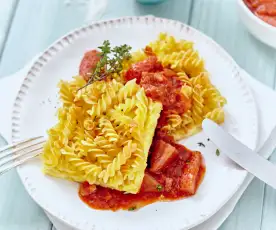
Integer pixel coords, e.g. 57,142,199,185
79,182,96,196
123,68,141,82
140,173,160,192
79,50,101,81
163,91,191,114
164,178,173,192
139,70,191,115
141,72,168,85
179,152,202,195
154,129,175,143
150,140,178,173
125,56,163,83
172,143,192,161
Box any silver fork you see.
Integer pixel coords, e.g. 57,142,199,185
0,136,45,176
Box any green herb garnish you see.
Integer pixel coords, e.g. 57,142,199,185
80,40,131,90
216,149,220,156
197,142,205,147
156,184,163,192
128,206,136,211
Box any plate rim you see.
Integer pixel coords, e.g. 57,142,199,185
11,16,259,230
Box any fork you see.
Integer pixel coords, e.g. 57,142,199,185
0,136,45,176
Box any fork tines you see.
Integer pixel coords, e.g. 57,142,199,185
0,136,45,176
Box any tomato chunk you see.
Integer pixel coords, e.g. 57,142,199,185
140,71,191,115
179,152,202,195
150,140,178,173
79,182,96,196
125,56,163,83
173,143,192,161
140,172,160,192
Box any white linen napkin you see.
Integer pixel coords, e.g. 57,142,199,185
0,62,276,230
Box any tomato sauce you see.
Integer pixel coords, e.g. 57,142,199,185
79,149,205,211
244,0,276,26
78,48,205,211
126,53,191,117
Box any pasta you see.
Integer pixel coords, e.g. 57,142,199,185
149,33,204,77
43,33,227,211
42,78,162,194
145,33,227,140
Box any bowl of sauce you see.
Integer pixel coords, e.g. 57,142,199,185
237,0,276,48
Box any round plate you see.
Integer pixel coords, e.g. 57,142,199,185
12,16,258,230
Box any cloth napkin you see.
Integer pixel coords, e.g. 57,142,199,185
1,61,276,230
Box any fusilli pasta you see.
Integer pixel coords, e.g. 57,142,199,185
43,33,227,196
42,77,162,194
147,33,227,140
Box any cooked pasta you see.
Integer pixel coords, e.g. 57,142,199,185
123,34,226,141
43,33,226,210
42,78,162,194
144,33,227,140
149,33,204,77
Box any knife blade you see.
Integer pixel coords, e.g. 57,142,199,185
202,119,276,190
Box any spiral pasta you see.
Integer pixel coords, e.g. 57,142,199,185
42,78,162,194
43,33,227,196
149,33,204,77
145,33,227,140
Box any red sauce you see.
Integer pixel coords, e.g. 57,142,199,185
140,70,191,115
78,47,205,211
244,0,276,26
79,147,205,211
80,182,161,211
126,52,191,117
125,56,163,83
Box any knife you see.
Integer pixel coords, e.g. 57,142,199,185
202,119,276,190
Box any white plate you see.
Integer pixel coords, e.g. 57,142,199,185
11,16,258,230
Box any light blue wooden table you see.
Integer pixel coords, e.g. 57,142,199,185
0,0,276,229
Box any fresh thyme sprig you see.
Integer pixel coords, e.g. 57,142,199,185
79,40,131,90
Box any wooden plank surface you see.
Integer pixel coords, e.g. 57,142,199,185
190,0,276,88
105,0,193,22
0,1,53,229
0,0,91,77
0,0,276,230
0,0,94,229
189,1,276,230
260,150,276,230
0,0,18,61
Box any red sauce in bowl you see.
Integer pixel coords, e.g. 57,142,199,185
244,0,276,27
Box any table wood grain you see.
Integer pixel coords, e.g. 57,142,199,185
0,0,275,229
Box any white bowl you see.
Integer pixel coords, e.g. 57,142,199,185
237,0,276,48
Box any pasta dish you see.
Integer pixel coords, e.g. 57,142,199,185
42,33,226,211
